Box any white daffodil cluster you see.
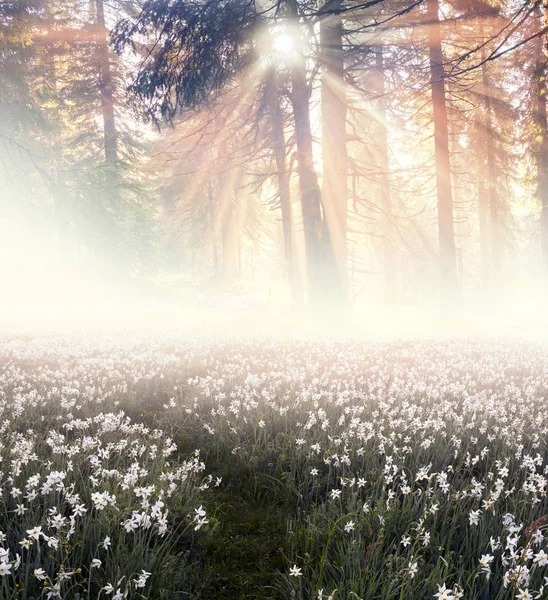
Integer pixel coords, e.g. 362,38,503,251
0,334,216,598
3,333,548,599
173,336,548,599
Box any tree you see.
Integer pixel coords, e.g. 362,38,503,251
113,0,343,305
264,66,304,302
320,0,349,299
533,2,548,282
0,0,159,277
426,0,458,307
373,43,397,302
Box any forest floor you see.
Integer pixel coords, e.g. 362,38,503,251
174,430,289,600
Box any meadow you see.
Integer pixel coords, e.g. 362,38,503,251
1,332,548,600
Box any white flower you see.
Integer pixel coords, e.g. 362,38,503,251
73,504,87,517
50,514,66,529
45,536,59,549
289,564,302,577
408,560,418,579
344,520,355,533
534,550,548,566
133,569,151,588
194,516,209,531
479,554,494,567
34,568,46,580
91,558,102,568
434,583,455,600
102,583,114,594
0,562,11,576
26,526,42,540
15,504,27,516
469,510,481,526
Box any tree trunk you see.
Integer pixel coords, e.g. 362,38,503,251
266,69,303,304
534,4,548,282
208,180,219,277
374,45,396,303
45,40,73,259
221,193,238,281
95,0,123,272
220,168,243,282
95,0,118,164
477,161,490,285
474,39,490,288
479,21,499,284
426,0,458,308
288,0,340,306
320,0,348,299
290,53,326,303
448,117,465,289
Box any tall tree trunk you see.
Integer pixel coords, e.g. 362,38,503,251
45,38,72,259
208,180,219,277
474,53,490,287
320,0,348,300
290,63,322,291
95,0,118,164
288,0,340,306
266,69,303,304
426,0,458,308
479,21,499,284
477,159,490,285
374,45,396,303
534,4,548,282
95,0,122,271
448,117,464,287
221,192,238,281
220,168,243,282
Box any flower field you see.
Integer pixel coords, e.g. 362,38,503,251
1,333,548,600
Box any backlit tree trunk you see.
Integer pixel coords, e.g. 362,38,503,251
266,69,303,303
374,44,396,303
477,158,490,285
288,0,340,305
534,4,548,282
221,192,239,281
95,0,118,164
426,0,458,307
479,21,499,283
320,0,348,301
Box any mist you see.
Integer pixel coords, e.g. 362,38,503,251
2,0,548,336
4,3,548,598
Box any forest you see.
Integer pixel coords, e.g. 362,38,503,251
4,3,548,600
2,0,546,318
